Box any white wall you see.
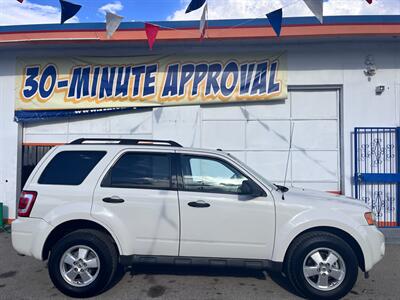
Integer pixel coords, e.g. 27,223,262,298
3,39,400,218
0,54,21,220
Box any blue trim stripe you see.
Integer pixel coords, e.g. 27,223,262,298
1,15,400,33
358,173,400,184
14,107,139,123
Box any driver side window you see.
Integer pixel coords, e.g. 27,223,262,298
180,155,248,194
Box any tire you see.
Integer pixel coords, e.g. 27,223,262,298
285,231,358,300
48,229,118,298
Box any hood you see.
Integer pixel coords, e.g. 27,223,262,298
279,187,370,211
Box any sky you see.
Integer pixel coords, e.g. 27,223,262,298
0,0,399,26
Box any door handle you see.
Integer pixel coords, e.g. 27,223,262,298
102,196,125,203
188,200,210,208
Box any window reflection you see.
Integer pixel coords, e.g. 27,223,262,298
181,156,247,194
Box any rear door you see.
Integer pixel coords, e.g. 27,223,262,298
92,149,180,256
177,153,275,260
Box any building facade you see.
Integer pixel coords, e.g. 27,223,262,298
1,16,400,226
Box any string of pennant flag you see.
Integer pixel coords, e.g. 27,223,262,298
16,0,375,48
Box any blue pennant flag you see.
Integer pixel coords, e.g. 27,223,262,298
60,0,81,24
266,8,283,37
185,0,206,14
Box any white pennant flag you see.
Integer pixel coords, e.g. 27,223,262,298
303,0,323,24
200,3,208,39
106,12,124,39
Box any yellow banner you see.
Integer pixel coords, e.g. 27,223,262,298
16,53,287,111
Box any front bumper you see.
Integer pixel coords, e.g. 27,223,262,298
360,225,385,271
11,217,53,260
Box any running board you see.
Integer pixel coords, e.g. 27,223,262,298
119,255,282,272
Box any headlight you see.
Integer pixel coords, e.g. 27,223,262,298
364,212,376,225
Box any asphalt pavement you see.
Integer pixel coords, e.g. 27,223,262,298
0,230,399,300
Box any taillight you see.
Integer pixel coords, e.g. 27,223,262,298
18,191,37,217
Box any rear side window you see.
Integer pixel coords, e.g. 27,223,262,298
38,151,106,185
102,152,171,189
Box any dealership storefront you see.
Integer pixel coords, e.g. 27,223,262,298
1,16,400,226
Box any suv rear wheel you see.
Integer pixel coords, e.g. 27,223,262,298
48,229,118,298
285,231,358,299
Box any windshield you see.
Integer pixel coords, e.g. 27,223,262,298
227,153,277,190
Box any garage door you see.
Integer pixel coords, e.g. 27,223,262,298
22,89,341,193
201,88,341,193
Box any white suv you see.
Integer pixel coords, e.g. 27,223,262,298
12,138,385,299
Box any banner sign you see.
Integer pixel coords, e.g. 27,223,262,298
16,53,287,114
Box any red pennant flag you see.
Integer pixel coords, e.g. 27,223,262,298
16,0,24,3
366,0,372,3
145,23,159,50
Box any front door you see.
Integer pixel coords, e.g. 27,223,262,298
92,150,180,256
177,153,275,259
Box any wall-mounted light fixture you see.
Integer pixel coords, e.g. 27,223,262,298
364,55,376,81
375,85,385,95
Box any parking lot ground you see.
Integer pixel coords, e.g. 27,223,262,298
0,230,399,300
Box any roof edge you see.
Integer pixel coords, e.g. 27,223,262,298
1,15,400,33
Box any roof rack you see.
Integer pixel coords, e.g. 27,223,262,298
69,138,182,147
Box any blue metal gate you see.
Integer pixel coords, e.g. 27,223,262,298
354,127,400,227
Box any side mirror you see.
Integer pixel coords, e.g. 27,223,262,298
240,180,265,197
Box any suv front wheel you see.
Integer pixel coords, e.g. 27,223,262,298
48,229,118,298
285,231,359,300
